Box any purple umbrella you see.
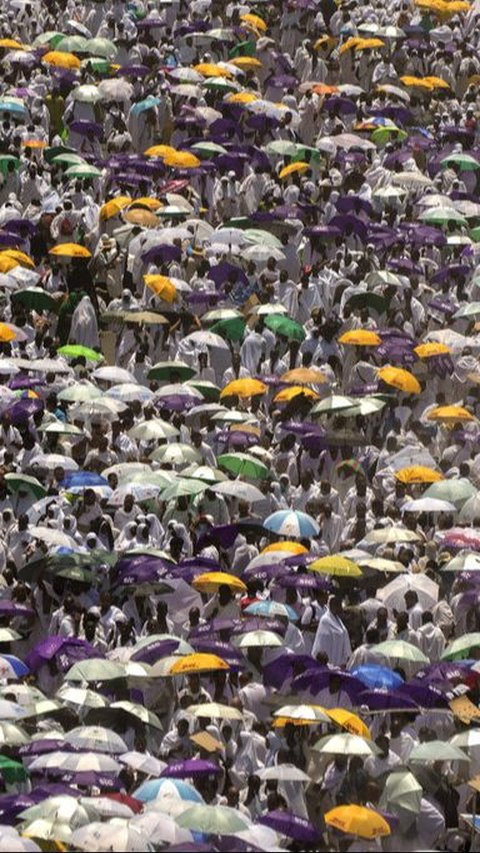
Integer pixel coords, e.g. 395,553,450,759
9,398,44,424
292,668,365,700
275,573,330,592
115,561,173,589
415,661,473,683
189,618,237,638
59,771,122,789
118,65,150,77
142,244,182,264
19,739,70,756
214,430,258,449
0,794,38,824
258,811,320,844
329,214,368,240
336,196,373,215
131,638,183,665
161,760,221,779
325,96,356,115
263,653,319,689
0,232,22,247
395,682,449,708
357,689,419,711
8,375,45,391
209,262,248,289
25,636,99,674
304,225,342,239
0,600,34,618
69,120,104,139
268,74,298,88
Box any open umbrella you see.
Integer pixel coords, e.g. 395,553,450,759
263,510,319,538
408,741,469,763
325,805,391,839
313,733,379,757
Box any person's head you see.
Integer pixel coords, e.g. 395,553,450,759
404,590,418,610
218,584,233,606
396,611,409,632
329,595,343,617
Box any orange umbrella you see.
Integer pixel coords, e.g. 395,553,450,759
281,367,327,384
130,197,163,210
395,466,444,484
49,243,91,259
0,250,34,269
339,330,382,346
273,386,319,403
240,12,268,32
0,324,17,342
0,39,26,49
262,541,308,555
414,342,451,358
0,256,18,273
377,366,421,394
194,63,234,79
43,51,81,70
193,572,246,594
99,196,132,220
163,150,201,169
311,83,340,95
144,275,177,302
169,653,230,675
123,208,158,227
227,92,259,104
144,144,179,158
279,161,310,179
427,405,475,422
220,378,267,399
327,708,371,738
230,57,262,69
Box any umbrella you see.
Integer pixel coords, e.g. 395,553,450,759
378,770,422,823
212,481,264,502
375,640,429,665
377,366,421,394
442,552,480,572
192,572,246,593
71,823,149,852
220,378,267,398
189,702,243,720
395,466,443,484
441,633,480,660
258,811,319,844
313,733,379,757
176,804,251,833
408,741,469,763
308,555,362,577
168,653,229,675
235,630,283,648
217,453,269,479
148,361,196,381
49,243,91,259
424,478,477,506
264,314,306,342
263,510,319,538
351,664,404,690
64,726,128,754
326,708,371,738
339,330,382,346
325,805,391,839
402,497,455,513
377,574,439,611
428,405,474,422
134,777,203,804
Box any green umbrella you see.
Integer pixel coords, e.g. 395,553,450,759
64,164,103,179
203,78,240,92
43,145,77,164
311,395,354,415
51,153,88,166
0,755,28,785
38,422,83,436
4,473,46,500
375,639,428,664
160,479,207,500
148,361,196,381
244,229,282,248
32,31,65,48
441,632,480,660
408,741,469,763
186,379,220,401
372,126,408,145
420,207,468,226
453,303,480,319
423,477,476,507
229,39,257,58
85,37,118,59
191,142,228,158
11,288,56,312
264,314,306,342
56,566,94,584
176,805,251,834
58,344,104,362
441,153,480,171
0,155,20,177
378,770,422,827
217,452,269,479
80,57,112,74
211,316,246,342
56,35,89,53
264,140,298,157
293,144,323,162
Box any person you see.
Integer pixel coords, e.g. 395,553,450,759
311,596,352,665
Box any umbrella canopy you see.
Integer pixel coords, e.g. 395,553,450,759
176,804,251,833
313,733,379,757
395,466,443,484
309,555,362,577
377,366,421,394
408,741,469,763
263,510,320,538
168,653,230,675
325,805,391,839
192,572,246,594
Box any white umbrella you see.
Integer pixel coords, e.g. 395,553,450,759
242,245,285,263
64,726,128,754
29,751,122,774
93,366,137,385
256,764,311,782
377,574,439,611
128,420,179,440
0,699,28,721
401,498,456,514
79,797,135,819
212,480,264,502
57,383,102,403
104,384,153,403
459,494,480,523
183,330,230,351
119,751,166,777
0,828,40,851
98,79,134,100
30,454,79,472
313,733,379,757
29,527,77,549
442,551,480,572
71,399,128,422
56,686,107,709
71,822,150,852
149,443,201,466
130,812,192,846
364,528,423,544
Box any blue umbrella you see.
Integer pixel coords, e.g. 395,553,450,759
130,96,161,115
263,510,319,538
0,655,29,679
244,600,299,622
351,664,404,690
134,777,204,803
62,472,109,490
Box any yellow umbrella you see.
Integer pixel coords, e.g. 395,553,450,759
327,708,371,739
0,38,26,49
395,466,444,484
377,366,421,394
0,256,18,273
130,197,163,210
325,805,391,840
43,51,81,70
339,37,361,54
427,405,474,422
400,75,434,89
192,572,247,594
163,150,201,169
279,161,310,179
230,57,263,69
169,653,230,675
227,92,259,104
0,249,34,269
49,243,91,259
123,208,159,227
314,35,337,50
414,342,451,358
194,63,234,79
339,330,382,346
309,555,362,577
0,324,17,342
274,386,320,403
144,144,179,158
339,36,385,54
281,367,327,384
240,12,268,32
144,275,178,303
423,75,450,89
220,378,267,399
99,196,132,220
262,542,309,555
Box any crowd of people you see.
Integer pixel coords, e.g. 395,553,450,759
1,0,480,849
